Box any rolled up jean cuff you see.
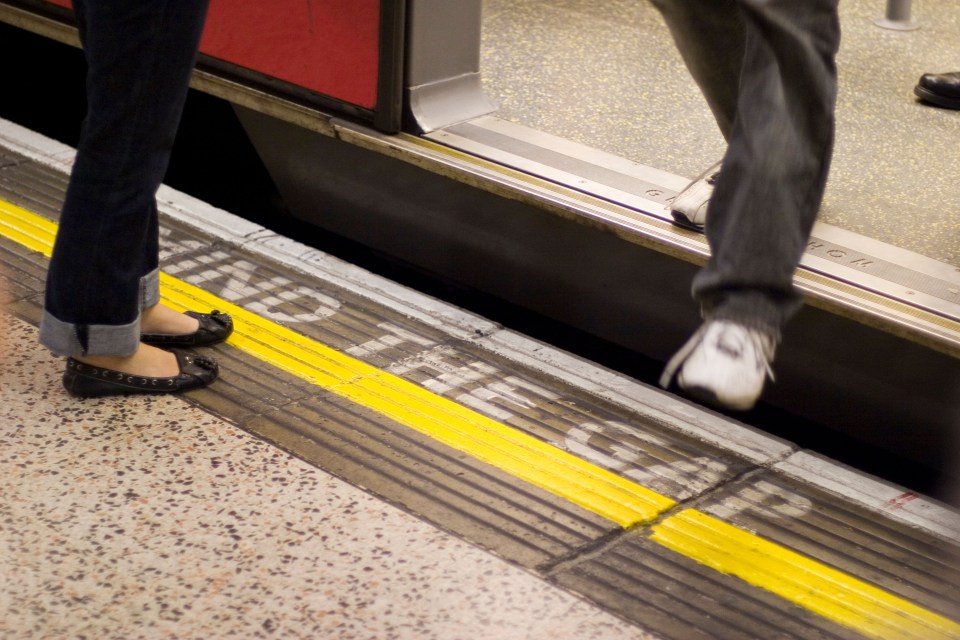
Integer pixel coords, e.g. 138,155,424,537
39,267,160,357
140,266,160,310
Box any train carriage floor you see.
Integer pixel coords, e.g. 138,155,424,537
3,120,960,640
481,0,960,267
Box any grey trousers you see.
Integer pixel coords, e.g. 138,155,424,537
651,0,841,337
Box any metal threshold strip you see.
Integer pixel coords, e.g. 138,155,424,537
420,115,960,357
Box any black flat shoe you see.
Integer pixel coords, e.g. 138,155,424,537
140,310,233,348
62,349,219,398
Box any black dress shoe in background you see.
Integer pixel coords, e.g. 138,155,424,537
914,71,960,110
62,349,219,397
141,310,234,348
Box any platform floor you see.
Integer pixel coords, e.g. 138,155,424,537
1,314,652,639
3,120,960,640
481,0,960,266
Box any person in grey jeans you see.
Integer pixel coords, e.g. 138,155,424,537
654,0,841,410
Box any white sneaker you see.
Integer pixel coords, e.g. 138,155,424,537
659,320,776,411
670,161,721,231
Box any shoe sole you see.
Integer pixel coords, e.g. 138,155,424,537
62,372,211,397
914,86,960,110
678,381,757,412
670,211,705,232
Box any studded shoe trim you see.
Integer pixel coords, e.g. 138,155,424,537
62,350,219,398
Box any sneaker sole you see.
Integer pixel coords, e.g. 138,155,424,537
670,211,705,232
679,382,757,412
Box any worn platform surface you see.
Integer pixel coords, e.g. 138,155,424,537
2,120,960,639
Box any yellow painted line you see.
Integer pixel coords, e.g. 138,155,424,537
0,198,672,526
0,200,57,256
160,272,675,526
3,196,959,638
652,509,960,640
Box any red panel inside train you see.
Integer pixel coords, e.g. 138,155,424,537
45,0,381,109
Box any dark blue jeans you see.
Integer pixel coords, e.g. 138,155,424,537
39,0,210,357
651,0,841,337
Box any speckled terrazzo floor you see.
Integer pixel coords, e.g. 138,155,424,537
481,0,960,266
0,312,656,640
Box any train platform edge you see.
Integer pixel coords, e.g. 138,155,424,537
2,118,960,639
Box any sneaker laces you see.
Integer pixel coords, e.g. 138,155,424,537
720,324,776,381
659,321,776,389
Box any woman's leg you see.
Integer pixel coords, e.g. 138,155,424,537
39,0,211,359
